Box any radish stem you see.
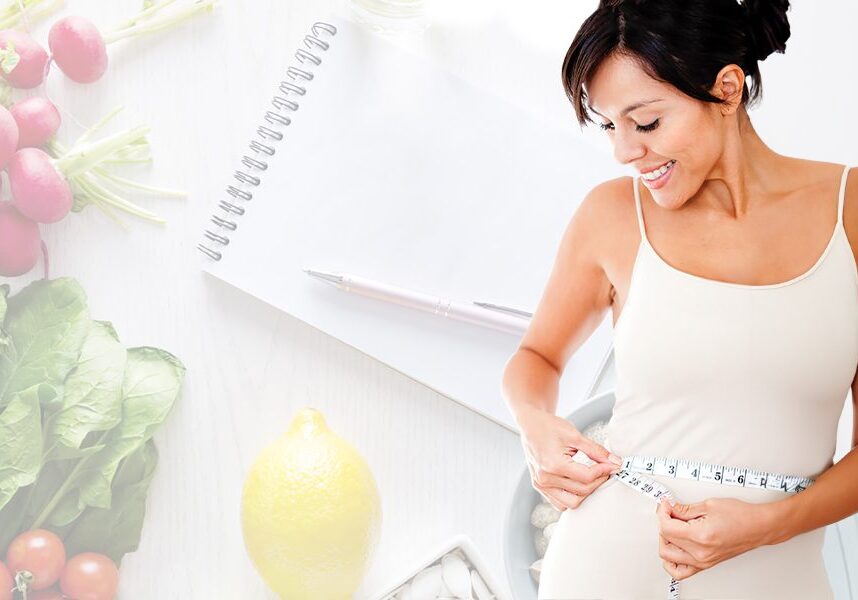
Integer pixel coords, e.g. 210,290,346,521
73,183,130,229
113,0,178,30
75,172,166,223
102,0,217,45
40,239,48,279
72,105,124,147
92,166,186,198
56,125,150,177
0,0,61,29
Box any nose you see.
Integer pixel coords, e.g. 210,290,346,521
612,128,646,166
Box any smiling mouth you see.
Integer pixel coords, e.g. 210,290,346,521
641,159,676,181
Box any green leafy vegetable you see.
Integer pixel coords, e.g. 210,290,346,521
0,383,47,511
62,438,159,564
0,277,184,565
43,320,125,461
34,346,184,528
0,278,90,408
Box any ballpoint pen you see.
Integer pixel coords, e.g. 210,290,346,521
303,268,529,336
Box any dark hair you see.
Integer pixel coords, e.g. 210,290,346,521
561,0,791,127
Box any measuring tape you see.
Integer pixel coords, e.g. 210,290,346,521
610,455,815,599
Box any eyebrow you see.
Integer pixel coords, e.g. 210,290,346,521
587,98,664,118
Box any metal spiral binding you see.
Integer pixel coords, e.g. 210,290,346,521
198,21,338,261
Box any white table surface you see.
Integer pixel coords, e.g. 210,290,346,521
0,1,605,598
5,0,856,598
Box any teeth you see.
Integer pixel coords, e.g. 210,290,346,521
643,159,675,180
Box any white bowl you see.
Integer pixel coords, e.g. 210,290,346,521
372,533,511,600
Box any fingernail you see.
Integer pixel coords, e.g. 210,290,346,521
609,453,622,466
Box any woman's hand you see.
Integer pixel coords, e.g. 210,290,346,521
655,496,774,580
518,406,623,511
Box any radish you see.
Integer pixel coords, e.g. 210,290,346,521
47,16,106,84
13,107,184,226
0,103,18,167
8,147,72,223
48,1,216,84
0,29,49,88
10,96,60,148
0,202,40,276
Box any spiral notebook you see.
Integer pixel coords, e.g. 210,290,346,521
197,13,619,433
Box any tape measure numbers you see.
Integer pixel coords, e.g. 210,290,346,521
609,454,815,599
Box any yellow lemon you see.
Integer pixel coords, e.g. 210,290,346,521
241,406,382,599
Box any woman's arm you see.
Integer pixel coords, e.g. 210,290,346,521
764,371,858,545
502,179,618,426
854,372,857,448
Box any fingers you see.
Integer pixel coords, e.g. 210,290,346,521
656,499,694,542
659,533,702,581
540,487,582,511
659,533,696,567
661,559,699,582
535,469,611,496
568,431,622,467
554,455,621,484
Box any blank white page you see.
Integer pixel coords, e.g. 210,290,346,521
203,14,620,432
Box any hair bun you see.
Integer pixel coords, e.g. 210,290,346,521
742,0,791,62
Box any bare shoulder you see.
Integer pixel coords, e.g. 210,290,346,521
570,175,639,261
568,175,641,299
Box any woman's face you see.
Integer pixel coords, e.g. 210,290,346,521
584,52,727,209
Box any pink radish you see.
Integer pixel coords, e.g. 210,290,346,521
0,30,49,88
0,104,18,168
48,1,215,84
10,97,61,148
0,202,41,276
9,147,72,223
48,16,106,84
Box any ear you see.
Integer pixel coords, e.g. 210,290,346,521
710,64,745,116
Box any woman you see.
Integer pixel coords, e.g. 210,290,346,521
501,0,858,598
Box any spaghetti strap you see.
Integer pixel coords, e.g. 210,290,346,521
632,175,647,241
838,164,850,226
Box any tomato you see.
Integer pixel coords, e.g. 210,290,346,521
30,588,65,600
0,560,13,600
60,553,119,600
5,529,66,591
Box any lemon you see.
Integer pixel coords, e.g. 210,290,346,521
241,407,382,599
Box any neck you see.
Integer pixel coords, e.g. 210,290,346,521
699,107,784,219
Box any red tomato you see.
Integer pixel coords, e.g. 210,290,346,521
60,553,119,600
30,588,65,600
5,529,66,591
0,560,13,600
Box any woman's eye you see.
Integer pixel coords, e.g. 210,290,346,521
598,119,660,133
637,118,660,132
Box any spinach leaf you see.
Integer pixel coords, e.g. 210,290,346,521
43,320,126,461
61,438,159,564
0,278,90,408
32,347,184,529
0,383,49,512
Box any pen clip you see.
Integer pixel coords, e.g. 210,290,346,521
472,301,532,319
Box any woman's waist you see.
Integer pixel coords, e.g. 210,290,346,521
603,416,833,482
